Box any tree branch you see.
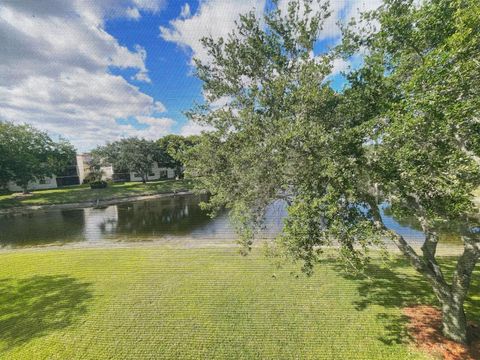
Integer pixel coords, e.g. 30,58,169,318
452,234,480,303
365,195,450,298
418,217,446,283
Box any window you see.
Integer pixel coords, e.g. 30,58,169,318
159,170,168,179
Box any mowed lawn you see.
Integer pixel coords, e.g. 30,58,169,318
0,179,194,209
2,248,478,359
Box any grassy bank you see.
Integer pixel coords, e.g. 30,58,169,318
0,179,194,209
1,247,478,359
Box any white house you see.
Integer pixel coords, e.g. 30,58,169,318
7,177,58,192
5,154,177,192
7,157,80,192
129,162,175,182
76,153,176,183
76,153,92,184
76,153,117,182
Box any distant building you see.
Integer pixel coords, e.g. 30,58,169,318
7,176,59,192
5,153,177,192
76,153,92,185
6,157,80,192
129,162,175,182
75,153,176,183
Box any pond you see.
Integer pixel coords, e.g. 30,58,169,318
0,194,466,248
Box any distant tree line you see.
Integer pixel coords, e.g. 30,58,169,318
0,120,200,191
0,121,75,193
91,135,199,183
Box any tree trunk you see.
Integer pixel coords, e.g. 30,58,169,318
440,294,468,344
445,234,480,343
366,197,479,344
423,232,479,344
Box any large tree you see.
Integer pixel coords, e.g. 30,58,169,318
185,0,480,344
0,121,76,193
338,0,480,343
157,134,201,179
0,123,10,188
93,138,164,183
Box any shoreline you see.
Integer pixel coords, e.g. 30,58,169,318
0,237,465,256
0,190,195,216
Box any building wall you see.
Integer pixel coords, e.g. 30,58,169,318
76,154,175,183
7,177,58,192
101,166,114,180
76,154,91,184
129,162,175,182
77,154,115,183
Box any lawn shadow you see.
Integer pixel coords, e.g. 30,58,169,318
0,275,92,350
330,258,436,345
331,256,480,346
436,258,480,321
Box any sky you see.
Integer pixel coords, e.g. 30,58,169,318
0,0,382,152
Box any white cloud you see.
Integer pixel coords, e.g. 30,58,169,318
180,3,191,19
330,58,350,76
137,116,175,126
0,69,174,149
126,7,142,20
161,0,383,65
180,120,214,136
275,0,384,43
0,0,167,151
209,96,233,110
161,0,385,137
132,0,164,12
121,116,176,140
160,0,266,64
153,101,167,113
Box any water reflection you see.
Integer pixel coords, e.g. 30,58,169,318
101,195,217,240
0,210,86,246
381,204,479,246
0,194,471,248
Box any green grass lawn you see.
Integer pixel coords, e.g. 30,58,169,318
1,247,478,359
0,179,194,209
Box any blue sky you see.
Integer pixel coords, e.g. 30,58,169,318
106,1,203,135
0,0,381,152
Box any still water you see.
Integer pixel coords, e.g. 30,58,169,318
0,194,463,248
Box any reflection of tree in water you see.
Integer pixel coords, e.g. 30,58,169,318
0,210,85,247
2,196,475,247
101,194,214,239
382,204,480,245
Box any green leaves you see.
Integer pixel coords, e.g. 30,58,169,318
351,0,479,223
0,122,75,190
187,0,479,275
93,138,163,182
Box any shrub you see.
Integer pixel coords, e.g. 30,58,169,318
90,180,107,189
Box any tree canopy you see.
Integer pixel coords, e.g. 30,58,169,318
157,134,201,178
185,0,480,344
336,0,480,342
92,137,164,183
0,121,76,192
